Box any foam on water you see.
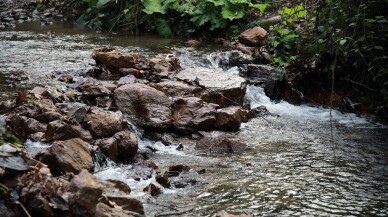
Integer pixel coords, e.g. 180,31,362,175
24,139,51,157
245,85,371,126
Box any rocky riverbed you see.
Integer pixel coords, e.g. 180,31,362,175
1,21,388,217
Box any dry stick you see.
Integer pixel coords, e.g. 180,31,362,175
0,183,31,217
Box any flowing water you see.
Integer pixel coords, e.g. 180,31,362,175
1,22,387,216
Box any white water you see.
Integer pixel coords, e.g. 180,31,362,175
244,85,371,126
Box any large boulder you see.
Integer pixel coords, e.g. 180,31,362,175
38,138,94,175
94,131,138,163
84,107,125,139
171,97,217,132
152,80,201,97
175,67,246,107
67,170,103,216
239,64,283,99
238,26,268,47
114,83,172,130
43,119,93,142
215,106,251,130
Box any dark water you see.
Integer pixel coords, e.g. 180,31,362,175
2,22,388,217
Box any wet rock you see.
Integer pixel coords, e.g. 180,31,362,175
29,86,51,99
196,137,247,154
239,64,283,98
94,131,138,163
143,183,161,197
185,39,201,47
117,74,137,86
38,138,93,175
114,83,172,130
95,202,134,217
238,26,268,47
35,111,62,124
105,180,131,194
92,47,152,70
175,67,246,106
43,119,93,142
156,170,170,188
215,106,251,130
84,107,125,138
9,115,46,139
149,54,181,75
67,170,103,216
106,195,144,215
75,78,111,98
171,97,217,132
152,80,201,97
250,105,271,117
215,210,250,217
57,102,89,123
95,96,114,109
168,165,191,177
0,144,29,171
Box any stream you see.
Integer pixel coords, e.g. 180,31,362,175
1,22,388,216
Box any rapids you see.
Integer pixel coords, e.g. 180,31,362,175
1,22,387,216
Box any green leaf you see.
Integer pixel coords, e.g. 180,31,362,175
97,0,110,8
221,2,245,20
339,39,347,45
142,0,166,14
156,19,173,38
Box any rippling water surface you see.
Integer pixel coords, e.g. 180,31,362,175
1,22,387,216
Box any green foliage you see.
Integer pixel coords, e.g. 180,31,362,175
75,0,269,36
269,4,305,66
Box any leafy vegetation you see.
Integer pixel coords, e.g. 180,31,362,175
67,0,387,118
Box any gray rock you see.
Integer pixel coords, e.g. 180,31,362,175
84,107,125,138
171,97,217,132
114,83,172,130
94,131,138,163
175,67,246,106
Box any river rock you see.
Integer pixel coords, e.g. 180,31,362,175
43,119,93,142
238,26,268,47
94,131,138,163
171,97,217,132
106,195,144,215
92,47,152,70
9,115,46,139
215,106,251,130
38,138,93,175
114,83,172,130
175,67,246,106
75,78,111,98
239,64,283,98
156,170,170,187
196,136,247,154
95,203,134,217
29,86,51,99
35,111,62,124
152,80,201,97
57,102,89,123
143,183,161,197
20,167,69,217
84,107,125,138
117,74,136,86
67,169,103,216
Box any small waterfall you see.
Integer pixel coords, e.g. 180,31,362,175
244,85,370,126
24,139,51,157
